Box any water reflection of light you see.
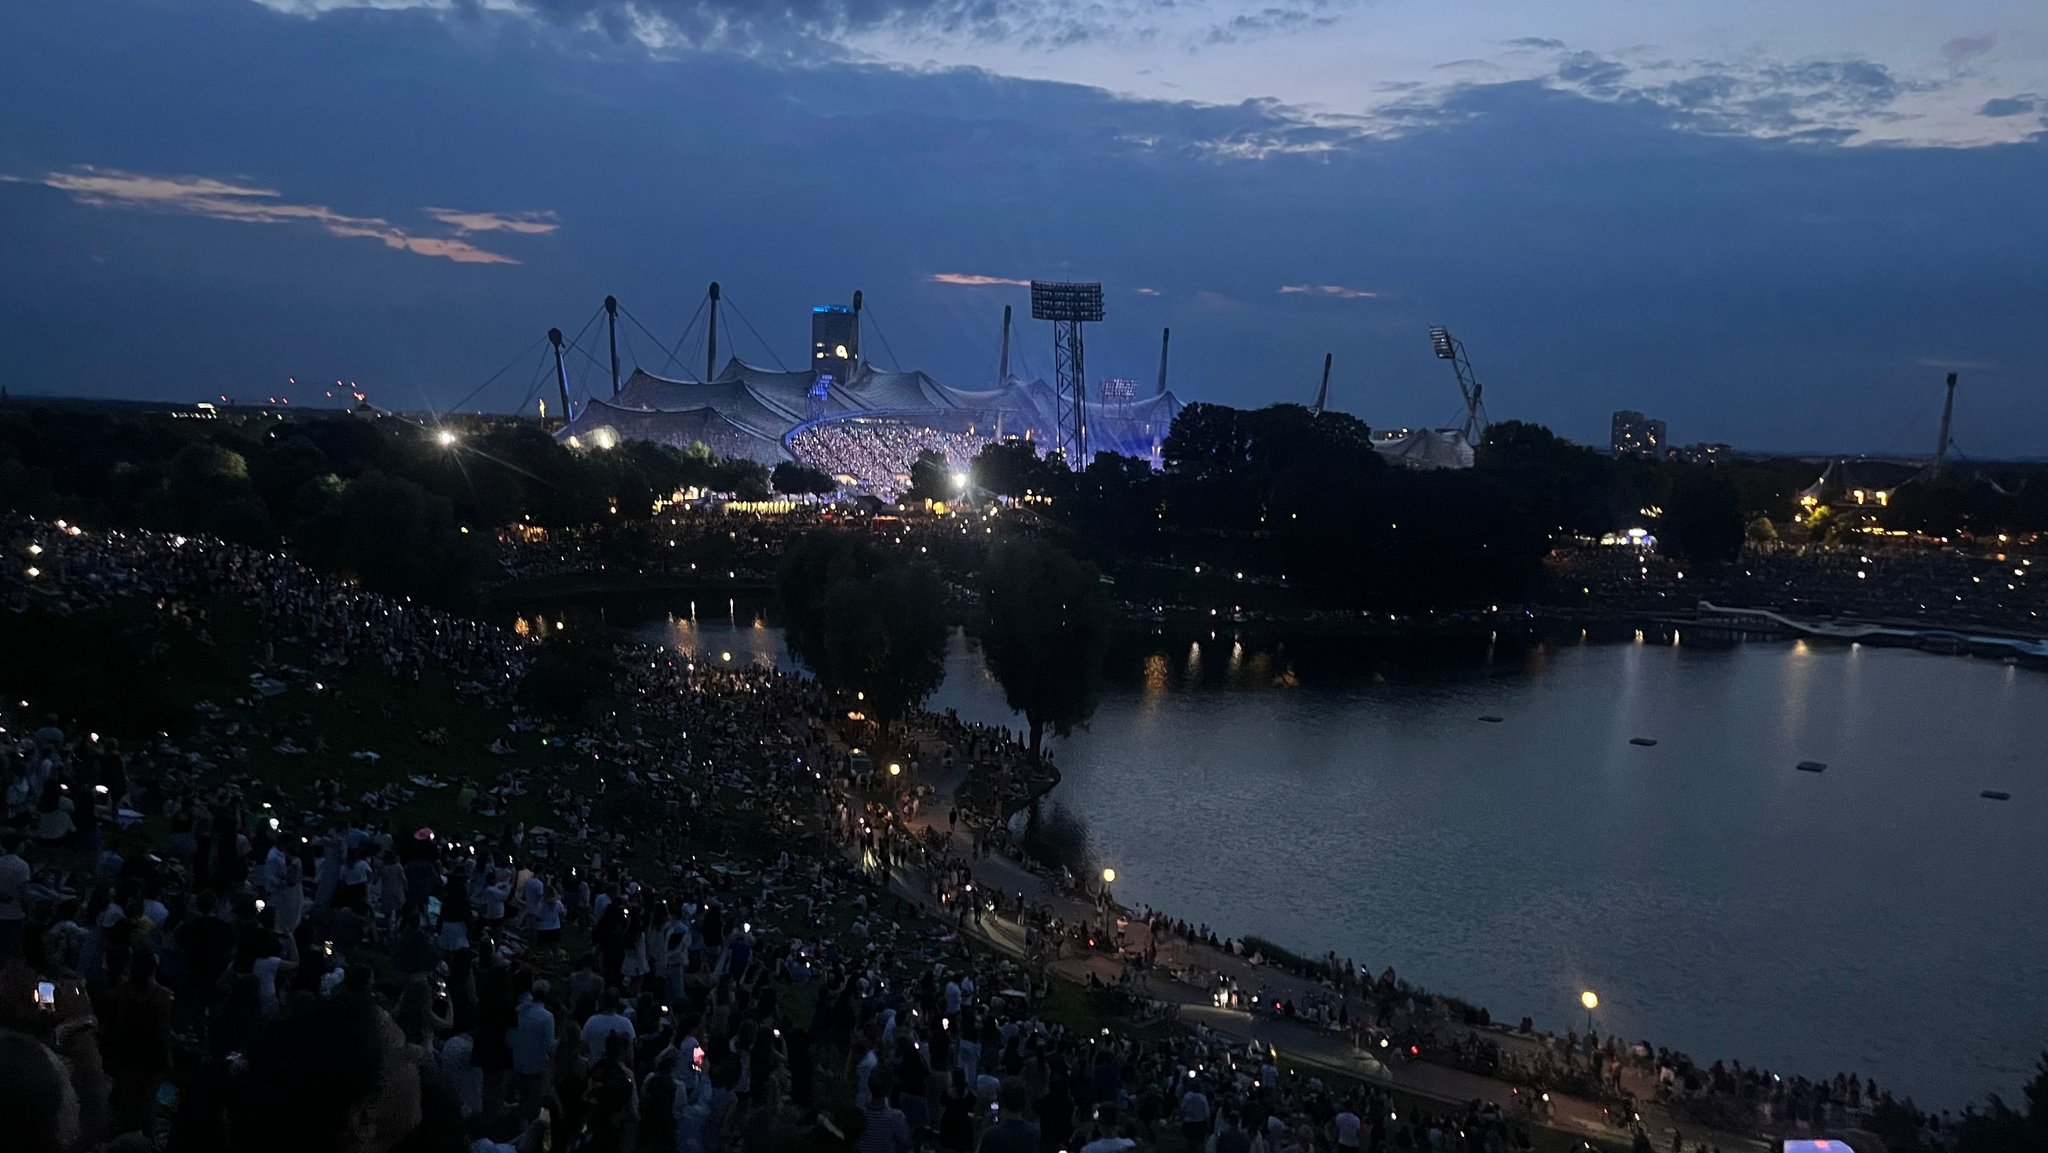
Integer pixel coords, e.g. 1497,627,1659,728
1229,640,1244,677
1142,653,1169,693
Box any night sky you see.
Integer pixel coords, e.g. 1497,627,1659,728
3,1,2044,454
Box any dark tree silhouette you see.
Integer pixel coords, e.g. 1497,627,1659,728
771,460,838,496
969,439,1059,499
979,539,1113,755
903,449,954,503
778,531,949,731
1659,470,1745,563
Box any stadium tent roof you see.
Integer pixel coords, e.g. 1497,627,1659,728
1373,428,1475,470
561,358,1181,463
562,398,789,466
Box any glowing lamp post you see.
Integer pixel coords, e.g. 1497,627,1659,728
1580,989,1599,1034
888,762,902,778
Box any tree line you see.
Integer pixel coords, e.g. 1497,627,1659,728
919,404,2048,616
0,406,805,605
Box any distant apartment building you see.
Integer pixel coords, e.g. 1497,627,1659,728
1610,410,1668,458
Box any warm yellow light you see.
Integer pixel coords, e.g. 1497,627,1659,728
888,763,902,776
1101,867,1117,884
1581,990,1599,1010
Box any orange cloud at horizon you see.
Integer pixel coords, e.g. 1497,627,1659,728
930,272,1031,287
21,166,541,265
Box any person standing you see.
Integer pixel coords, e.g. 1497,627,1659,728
937,1069,977,1153
580,990,635,1064
507,977,557,1122
101,950,175,1135
0,833,30,958
1333,1098,1362,1153
857,1072,911,1153
1214,1110,1252,1153
1180,1079,1213,1151
979,1080,1039,1153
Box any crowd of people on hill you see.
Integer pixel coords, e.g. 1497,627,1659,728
787,425,990,499
0,514,1969,1153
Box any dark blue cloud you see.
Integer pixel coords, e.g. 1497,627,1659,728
2,1,2044,456
1555,51,1631,97
1978,95,2039,118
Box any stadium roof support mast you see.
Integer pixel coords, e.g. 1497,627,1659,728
705,282,721,382
1156,328,1171,396
548,327,575,423
1931,372,1959,480
852,290,864,372
1313,353,1333,415
604,295,621,396
998,305,1013,384
1030,280,1104,466
1428,325,1489,446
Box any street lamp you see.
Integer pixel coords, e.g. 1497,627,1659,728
1580,989,1598,1034
888,762,902,778
436,428,459,447
1101,867,1116,885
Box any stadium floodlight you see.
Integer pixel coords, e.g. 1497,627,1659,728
1031,281,1104,464
436,429,459,447
1426,324,1489,447
1030,281,1105,322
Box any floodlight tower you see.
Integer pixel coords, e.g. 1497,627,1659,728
1030,280,1104,465
1313,353,1333,415
1428,325,1489,445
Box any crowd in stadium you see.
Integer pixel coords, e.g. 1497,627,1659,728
787,425,992,498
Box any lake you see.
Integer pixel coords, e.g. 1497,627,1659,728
614,600,2046,1109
